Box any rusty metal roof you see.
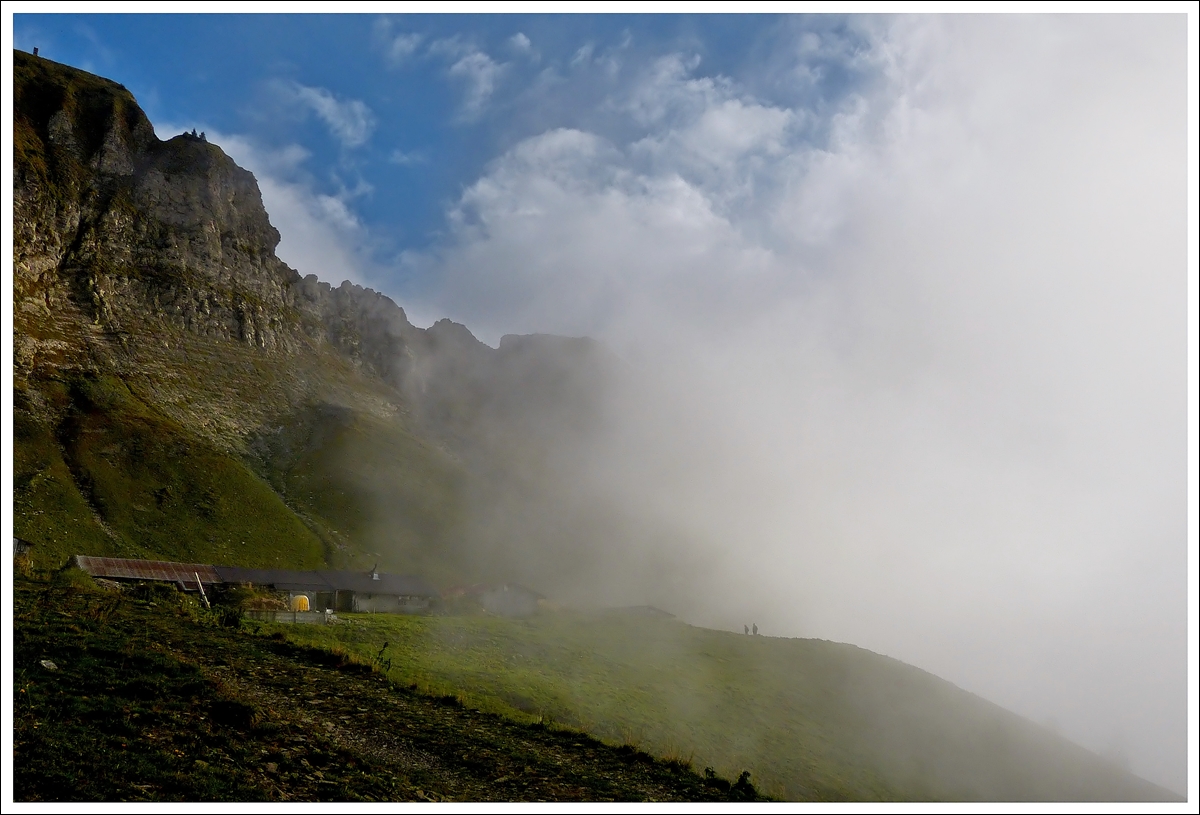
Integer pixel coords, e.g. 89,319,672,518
72,555,220,585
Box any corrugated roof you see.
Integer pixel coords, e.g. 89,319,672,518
216,566,437,596
73,556,220,585
318,571,437,596
212,566,332,590
71,556,437,597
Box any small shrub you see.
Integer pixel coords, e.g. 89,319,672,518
662,745,694,770
731,770,758,801
213,605,243,628
210,698,262,730
703,766,731,793
15,553,34,578
128,581,182,604
217,583,286,611
54,566,102,594
620,726,644,751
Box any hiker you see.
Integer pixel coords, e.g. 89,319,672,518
744,624,749,635
752,623,758,635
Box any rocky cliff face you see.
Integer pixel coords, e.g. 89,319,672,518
15,51,406,383
14,50,605,437
12,50,610,578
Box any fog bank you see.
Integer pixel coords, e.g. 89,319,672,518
405,16,1188,793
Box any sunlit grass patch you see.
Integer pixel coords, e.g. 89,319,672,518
272,607,1177,802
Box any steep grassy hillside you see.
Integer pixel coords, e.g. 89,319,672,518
251,403,471,581
14,574,759,802
14,372,327,569
278,609,1179,802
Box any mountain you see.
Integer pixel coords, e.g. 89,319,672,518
10,51,1182,803
13,49,609,585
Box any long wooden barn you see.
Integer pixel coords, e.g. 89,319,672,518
70,556,437,613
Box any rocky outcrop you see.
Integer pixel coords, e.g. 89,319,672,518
16,53,315,355
13,49,610,449
13,51,427,397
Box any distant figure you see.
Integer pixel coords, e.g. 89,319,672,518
33,47,39,56
752,623,758,635
744,624,749,635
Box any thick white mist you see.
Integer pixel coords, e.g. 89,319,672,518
409,16,1188,793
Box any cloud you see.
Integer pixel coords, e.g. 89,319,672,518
387,32,423,63
373,17,424,65
448,50,504,119
285,82,376,149
426,37,506,120
410,16,1188,794
424,125,771,344
388,148,426,166
570,43,594,68
509,32,533,55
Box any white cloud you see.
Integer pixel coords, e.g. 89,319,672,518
429,125,772,343
373,17,423,65
286,82,376,149
625,53,709,127
448,50,504,119
570,43,594,68
387,32,423,63
388,148,425,166
426,37,506,120
412,16,1188,794
509,32,532,54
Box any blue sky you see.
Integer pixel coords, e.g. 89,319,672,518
7,12,1193,794
13,14,870,283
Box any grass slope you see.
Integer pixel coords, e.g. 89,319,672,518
252,403,470,581
14,373,327,570
278,609,1179,802
13,574,759,802
14,361,474,577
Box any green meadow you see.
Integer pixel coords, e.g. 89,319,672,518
274,608,1169,802
13,374,327,570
